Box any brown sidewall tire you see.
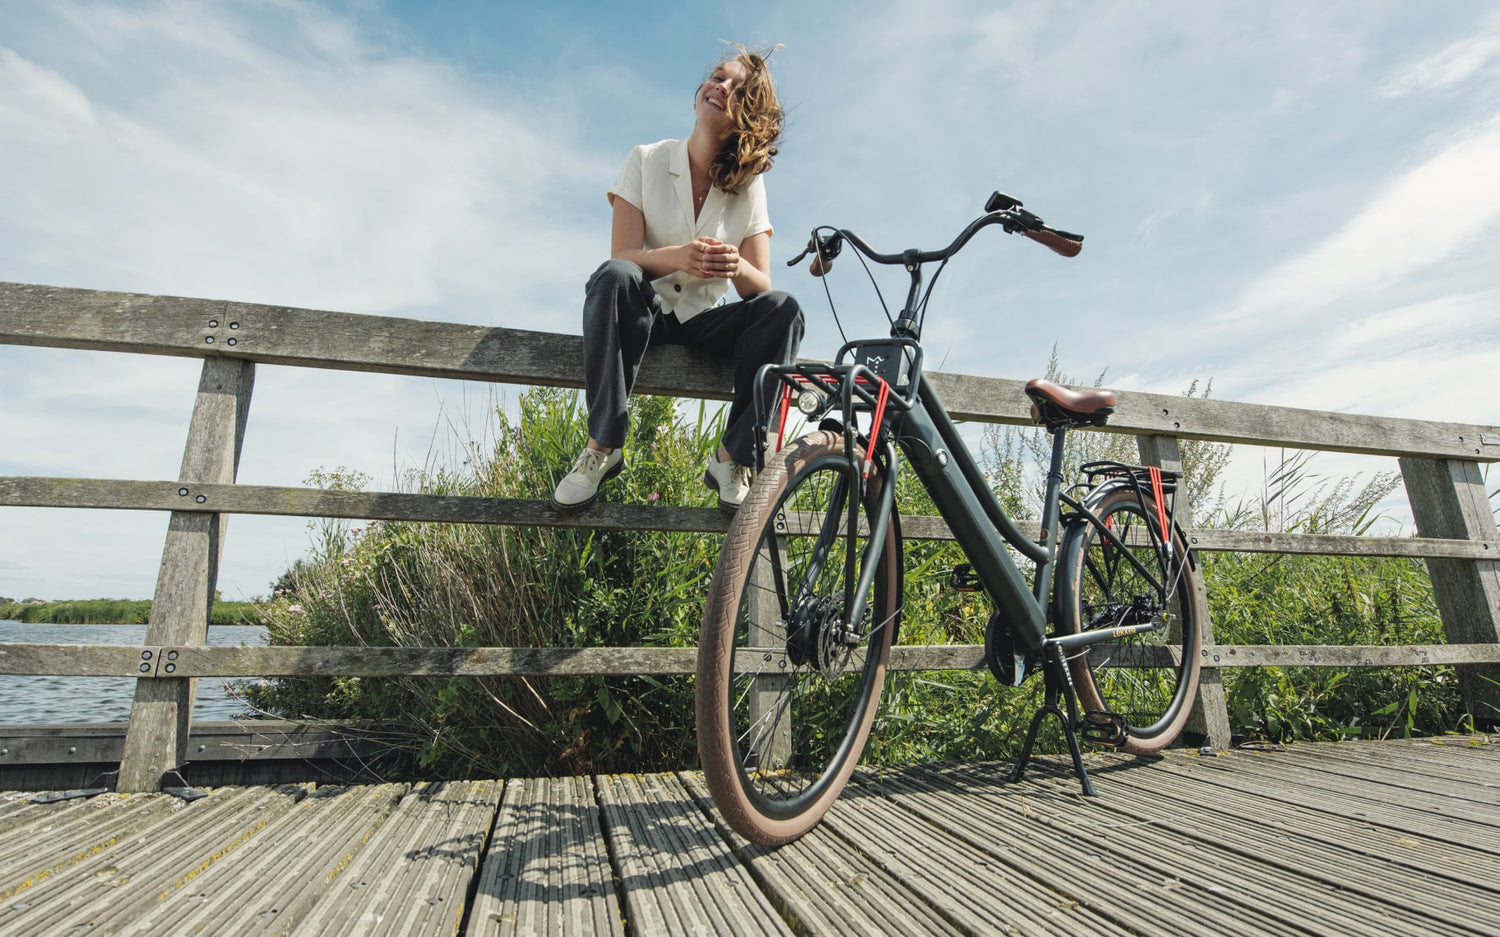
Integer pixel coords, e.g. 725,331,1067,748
1061,487,1203,756
696,431,898,845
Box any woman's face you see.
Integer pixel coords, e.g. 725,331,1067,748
695,59,749,132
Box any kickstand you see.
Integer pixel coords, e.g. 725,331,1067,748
1010,644,1098,797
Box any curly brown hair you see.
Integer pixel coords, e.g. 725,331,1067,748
705,46,784,196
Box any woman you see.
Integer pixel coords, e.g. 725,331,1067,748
551,47,803,512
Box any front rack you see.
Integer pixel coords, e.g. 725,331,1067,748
751,339,925,476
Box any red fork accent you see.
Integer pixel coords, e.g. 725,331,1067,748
864,378,891,479
775,384,793,452
1148,466,1171,554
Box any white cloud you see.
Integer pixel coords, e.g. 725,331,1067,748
0,46,96,129
0,1,620,598
1380,33,1500,97
1,2,609,320
1224,117,1500,323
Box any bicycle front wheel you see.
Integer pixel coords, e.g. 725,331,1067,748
1056,486,1203,755
696,430,900,845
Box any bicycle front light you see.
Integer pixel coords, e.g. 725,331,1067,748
796,388,827,416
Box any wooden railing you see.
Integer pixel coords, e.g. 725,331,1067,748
4,281,1500,791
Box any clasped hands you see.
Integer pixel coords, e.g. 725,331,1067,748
683,237,740,279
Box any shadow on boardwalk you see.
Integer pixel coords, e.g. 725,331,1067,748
0,738,1496,935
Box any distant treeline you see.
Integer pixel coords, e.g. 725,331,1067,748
0,598,260,626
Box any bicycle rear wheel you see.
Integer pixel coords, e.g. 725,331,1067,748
696,430,900,845
1056,486,1202,754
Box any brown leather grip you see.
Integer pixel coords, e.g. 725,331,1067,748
1024,228,1083,258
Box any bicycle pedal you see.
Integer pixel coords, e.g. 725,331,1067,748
1079,710,1128,746
950,563,982,591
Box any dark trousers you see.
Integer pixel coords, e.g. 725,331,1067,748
581,258,804,466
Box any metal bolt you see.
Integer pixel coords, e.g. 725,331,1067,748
229,322,239,329
140,663,151,673
208,320,219,328
167,650,179,661
141,650,153,660
227,338,237,346
204,336,215,344
68,747,76,754
195,495,206,503
165,664,176,673
179,488,189,497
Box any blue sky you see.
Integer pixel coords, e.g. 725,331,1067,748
3,0,1499,601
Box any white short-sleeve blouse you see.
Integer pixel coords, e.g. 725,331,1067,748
608,138,773,321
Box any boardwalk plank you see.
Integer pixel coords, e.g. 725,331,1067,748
292,779,501,936
0,786,303,936
903,758,1488,937
1280,737,1500,786
1230,742,1500,813
0,791,180,892
820,771,1143,937
0,740,1494,935
115,782,408,935
596,772,790,936
853,763,1300,937
466,776,624,937
1098,758,1500,899
678,772,966,937
1183,746,1500,826
1145,750,1500,855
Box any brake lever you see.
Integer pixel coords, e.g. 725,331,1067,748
788,231,845,276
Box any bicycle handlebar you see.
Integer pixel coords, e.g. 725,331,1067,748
787,191,1083,276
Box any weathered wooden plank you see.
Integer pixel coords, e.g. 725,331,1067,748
0,476,734,534
1144,748,1500,856
928,368,1500,460
119,356,255,792
469,776,624,937
1188,527,1498,559
1193,746,1500,826
0,785,303,936
115,783,407,935
9,475,1497,560
1201,643,1500,668
0,720,380,765
5,281,1498,459
826,774,1147,936
1401,457,1500,725
1101,752,1500,891
906,758,1485,937
595,772,790,936
2,641,1497,682
292,779,501,936
678,773,967,937
0,792,181,901
0,281,733,400
0,742,1493,935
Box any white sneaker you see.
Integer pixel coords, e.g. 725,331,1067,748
704,457,754,510
552,448,623,511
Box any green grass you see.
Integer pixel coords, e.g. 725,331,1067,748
0,597,259,626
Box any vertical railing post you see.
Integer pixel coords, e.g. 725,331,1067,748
117,356,254,791
1137,435,1234,751
1399,456,1500,728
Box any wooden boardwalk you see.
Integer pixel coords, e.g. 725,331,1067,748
0,738,1496,935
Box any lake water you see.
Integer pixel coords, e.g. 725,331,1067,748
0,620,269,723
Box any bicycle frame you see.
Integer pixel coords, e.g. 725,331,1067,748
756,348,1187,670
